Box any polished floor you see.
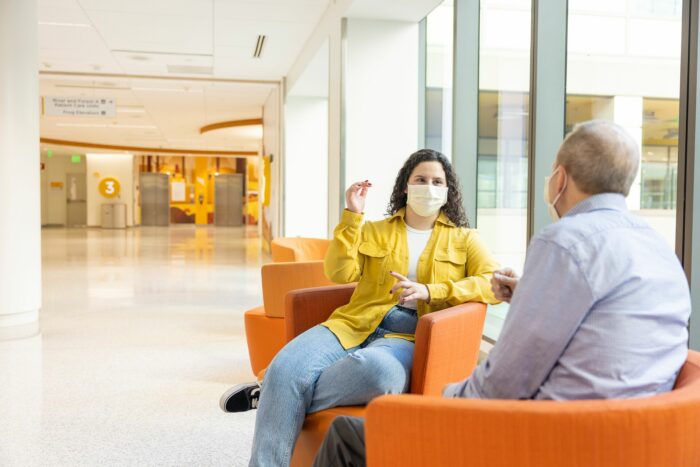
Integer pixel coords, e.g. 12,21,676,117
1,226,266,466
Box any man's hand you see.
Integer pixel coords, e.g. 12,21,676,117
389,271,430,305
491,267,519,303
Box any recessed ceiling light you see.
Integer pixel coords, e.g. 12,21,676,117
38,21,92,28
132,86,203,93
55,84,131,91
167,64,213,75
56,123,158,129
117,107,146,114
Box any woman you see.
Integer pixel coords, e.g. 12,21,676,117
221,149,499,466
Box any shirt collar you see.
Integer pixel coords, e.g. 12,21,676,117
389,207,456,227
564,193,628,218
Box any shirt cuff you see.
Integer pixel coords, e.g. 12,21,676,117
442,382,462,398
340,209,363,228
427,283,449,306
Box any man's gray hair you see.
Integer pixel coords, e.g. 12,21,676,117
556,120,640,196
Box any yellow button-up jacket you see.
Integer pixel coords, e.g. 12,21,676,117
322,208,500,349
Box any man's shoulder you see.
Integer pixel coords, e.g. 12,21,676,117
535,208,650,252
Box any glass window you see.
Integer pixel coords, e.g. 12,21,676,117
477,0,532,340
425,0,453,157
566,0,682,248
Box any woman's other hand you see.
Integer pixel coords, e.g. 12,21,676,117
491,268,519,303
345,180,372,214
389,271,430,305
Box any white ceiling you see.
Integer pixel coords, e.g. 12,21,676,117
40,75,274,152
288,39,329,98
39,0,330,79
347,0,443,22
38,0,331,153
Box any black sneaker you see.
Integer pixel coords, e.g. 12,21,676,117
219,382,261,413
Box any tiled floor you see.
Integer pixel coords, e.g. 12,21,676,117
0,226,266,466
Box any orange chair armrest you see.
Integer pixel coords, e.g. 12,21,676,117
411,302,486,395
284,284,356,341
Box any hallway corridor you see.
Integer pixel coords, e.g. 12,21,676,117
1,226,264,466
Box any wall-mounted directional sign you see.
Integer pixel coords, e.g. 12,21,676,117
43,96,116,117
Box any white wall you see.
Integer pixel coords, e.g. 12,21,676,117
86,154,135,227
40,154,86,226
344,19,419,221
284,96,329,237
263,86,281,238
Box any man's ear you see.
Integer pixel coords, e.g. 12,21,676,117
556,165,568,191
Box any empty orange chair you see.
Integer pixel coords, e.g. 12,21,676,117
286,284,487,467
271,237,330,262
244,237,332,376
365,350,700,467
244,261,333,376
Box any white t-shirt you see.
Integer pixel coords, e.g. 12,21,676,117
403,225,433,310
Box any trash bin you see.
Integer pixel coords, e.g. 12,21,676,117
101,204,127,229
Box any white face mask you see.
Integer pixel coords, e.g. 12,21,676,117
543,167,567,222
407,184,448,217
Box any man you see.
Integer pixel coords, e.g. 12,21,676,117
313,120,691,467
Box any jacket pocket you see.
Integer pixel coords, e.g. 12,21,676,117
359,243,390,285
434,248,467,282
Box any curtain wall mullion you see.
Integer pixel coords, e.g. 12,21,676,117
526,0,568,242
418,18,427,149
679,0,700,350
452,0,479,226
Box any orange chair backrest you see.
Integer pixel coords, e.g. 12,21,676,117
271,237,330,262
261,261,334,318
367,351,700,467
463,351,700,466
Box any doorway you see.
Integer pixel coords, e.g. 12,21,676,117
66,173,87,227
140,173,170,226
215,174,244,227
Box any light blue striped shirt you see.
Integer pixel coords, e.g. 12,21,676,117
444,193,691,400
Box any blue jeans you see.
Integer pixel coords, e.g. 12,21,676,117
249,305,418,467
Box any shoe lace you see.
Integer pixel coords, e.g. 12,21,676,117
250,387,260,409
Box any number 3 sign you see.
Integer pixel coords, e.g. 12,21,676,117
99,177,121,198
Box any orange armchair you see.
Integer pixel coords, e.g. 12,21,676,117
271,237,330,262
244,261,333,376
287,284,487,466
365,350,700,467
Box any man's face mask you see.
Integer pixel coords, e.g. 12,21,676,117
543,166,567,221
407,184,448,217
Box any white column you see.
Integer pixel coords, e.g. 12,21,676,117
0,0,41,339
327,24,343,237
344,19,419,221
589,96,644,209
612,96,644,210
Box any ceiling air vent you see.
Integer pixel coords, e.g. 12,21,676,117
167,64,213,75
253,35,266,58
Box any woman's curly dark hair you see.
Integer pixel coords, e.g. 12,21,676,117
386,149,469,227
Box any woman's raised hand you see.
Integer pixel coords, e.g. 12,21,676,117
345,180,372,214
